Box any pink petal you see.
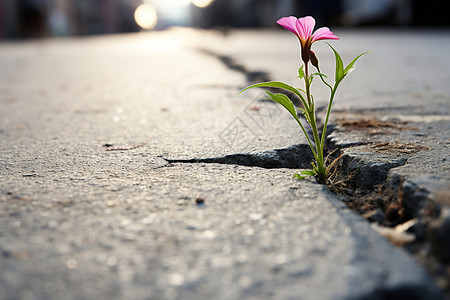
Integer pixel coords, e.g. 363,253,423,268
295,16,315,41
276,16,300,36
311,27,339,42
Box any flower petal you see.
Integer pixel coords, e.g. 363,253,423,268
276,16,300,36
311,27,339,42
295,16,315,42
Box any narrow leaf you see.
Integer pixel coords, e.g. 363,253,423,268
239,81,299,97
300,169,316,176
327,43,344,83
297,88,307,95
311,72,327,78
344,51,371,75
238,81,310,114
294,174,306,180
298,66,305,79
265,92,299,121
346,67,355,75
297,107,305,115
238,81,306,105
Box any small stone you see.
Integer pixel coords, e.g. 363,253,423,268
66,259,77,269
203,230,216,239
195,197,205,205
249,213,262,221
106,201,117,207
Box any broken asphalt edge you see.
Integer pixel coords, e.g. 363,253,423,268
318,185,444,300
328,129,449,296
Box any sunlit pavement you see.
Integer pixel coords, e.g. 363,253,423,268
0,28,448,299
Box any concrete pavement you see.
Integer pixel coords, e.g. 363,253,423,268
0,28,448,299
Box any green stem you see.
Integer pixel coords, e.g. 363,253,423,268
304,63,326,180
310,112,325,175
304,63,312,107
320,82,340,160
294,117,319,163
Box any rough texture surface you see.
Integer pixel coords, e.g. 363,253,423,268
0,29,447,299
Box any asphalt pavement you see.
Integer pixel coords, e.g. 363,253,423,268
0,28,449,299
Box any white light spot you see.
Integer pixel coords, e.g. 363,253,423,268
173,0,191,6
192,0,214,8
134,4,158,30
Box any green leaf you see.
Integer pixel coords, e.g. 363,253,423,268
265,92,299,122
298,66,305,79
238,81,299,98
295,169,316,180
327,43,344,83
297,88,307,96
311,72,327,78
315,72,333,91
311,162,320,176
297,107,305,115
238,81,309,112
294,174,306,180
239,81,306,105
344,51,371,75
300,169,316,176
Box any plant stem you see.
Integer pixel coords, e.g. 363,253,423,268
320,82,340,160
294,117,319,162
304,63,326,180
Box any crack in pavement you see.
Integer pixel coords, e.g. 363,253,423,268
197,48,313,110
164,144,314,169
196,48,271,85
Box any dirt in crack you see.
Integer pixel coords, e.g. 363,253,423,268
164,144,314,169
328,140,449,296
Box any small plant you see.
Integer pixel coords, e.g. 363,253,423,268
239,16,368,183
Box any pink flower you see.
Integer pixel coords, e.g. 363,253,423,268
277,16,339,64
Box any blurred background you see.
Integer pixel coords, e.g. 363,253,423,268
0,0,449,39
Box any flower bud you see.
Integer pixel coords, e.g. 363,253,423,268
310,51,319,70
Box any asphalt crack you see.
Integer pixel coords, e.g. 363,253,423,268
164,144,314,169
196,48,271,85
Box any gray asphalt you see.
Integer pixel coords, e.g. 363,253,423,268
0,28,448,299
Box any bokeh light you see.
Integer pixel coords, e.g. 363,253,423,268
134,4,158,30
191,0,215,8
172,0,191,6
